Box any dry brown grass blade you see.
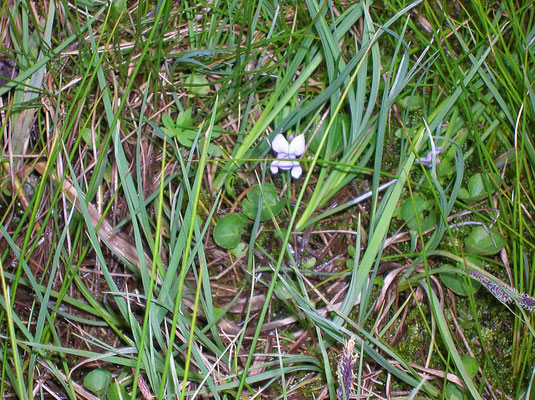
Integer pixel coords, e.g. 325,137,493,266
31,161,157,283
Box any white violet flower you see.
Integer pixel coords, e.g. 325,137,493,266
270,133,306,179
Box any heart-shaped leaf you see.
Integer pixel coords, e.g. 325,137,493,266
397,94,424,111
185,74,210,97
83,369,112,398
459,172,503,203
401,195,437,232
445,383,464,400
213,213,248,249
439,260,481,297
462,356,479,378
242,183,284,221
465,226,505,256
163,110,198,147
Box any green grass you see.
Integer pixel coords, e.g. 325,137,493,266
1,0,535,399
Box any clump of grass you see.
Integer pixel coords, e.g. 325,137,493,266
0,0,534,399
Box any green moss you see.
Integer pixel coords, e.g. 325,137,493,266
387,287,535,397
394,306,434,366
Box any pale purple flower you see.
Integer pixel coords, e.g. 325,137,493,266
418,147,443,168
270,133,306,179
336,337,357,400
468,270,513,305
468,270,535,311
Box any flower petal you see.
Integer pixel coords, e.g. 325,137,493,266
289,134,305,156
270,162,279,174
274,159,296,170
419,154,432,163
418,147,443,168
271,133,290,154
291,165,303,179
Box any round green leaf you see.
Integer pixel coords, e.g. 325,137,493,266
439,261,481,297
206,142,222,157
401,195,437,231
397,95,424,111
213,213,248,249
445,383,464,400
468,173,485,199
303,257,316,269
230,241,247,258
461,356,479,378
112,0,126,14
242,183,283,221
462,173,503,203
185,74,210,97
274,279,300,301
465,226,505,256
83,369,112,398
458,187,470,201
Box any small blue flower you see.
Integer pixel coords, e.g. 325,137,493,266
418,146,442,168
270,133,306,179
